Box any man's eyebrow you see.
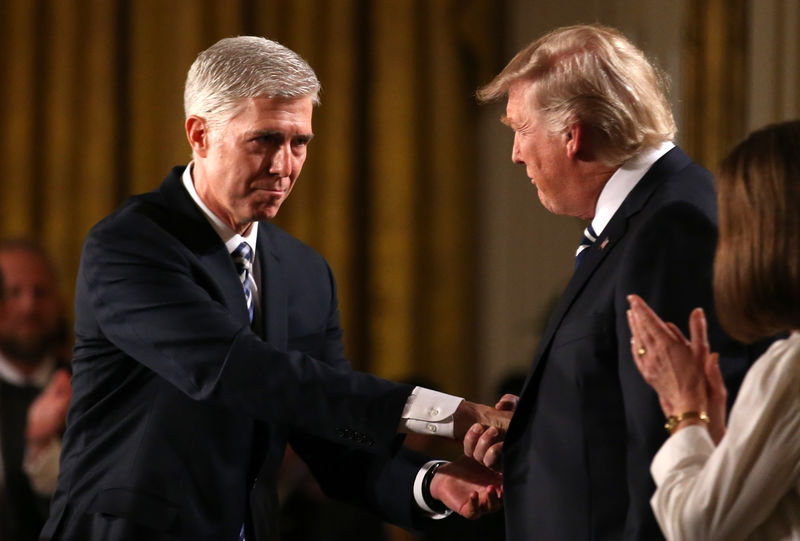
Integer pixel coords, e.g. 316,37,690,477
248,129,314,140
248,129,282,138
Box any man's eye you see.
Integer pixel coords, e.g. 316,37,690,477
292,137,310,147
253,134,281,144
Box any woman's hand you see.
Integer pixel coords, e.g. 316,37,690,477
626,294,711,428
703,352,728,443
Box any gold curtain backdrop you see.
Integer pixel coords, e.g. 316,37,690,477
0,0,502,397
2,0,781,396
681,0,748,173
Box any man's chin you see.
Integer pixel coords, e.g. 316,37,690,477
537,194,557,215
0,337,56,364
251,204,283,222
538,195,573,218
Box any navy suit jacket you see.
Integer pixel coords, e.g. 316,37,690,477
503,148,762,540
42,167,430,541
1,381,52,540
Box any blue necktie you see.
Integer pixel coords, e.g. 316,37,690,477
575,224,598,269
232,242,254,323
233,244,253,541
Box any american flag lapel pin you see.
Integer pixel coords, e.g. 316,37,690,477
600,238,610,249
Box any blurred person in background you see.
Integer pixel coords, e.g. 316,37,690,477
0,239,72,540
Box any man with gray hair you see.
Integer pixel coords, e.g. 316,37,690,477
464,24,760,540
42,36,508,541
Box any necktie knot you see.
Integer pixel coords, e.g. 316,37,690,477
232,242,254,323
232,242,253,279
575,224,598,269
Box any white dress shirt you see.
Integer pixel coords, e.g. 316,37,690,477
650,332,800,540
182,164,461,517
590,141,674,235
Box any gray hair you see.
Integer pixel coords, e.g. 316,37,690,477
478,24,676,166
184,36,321,131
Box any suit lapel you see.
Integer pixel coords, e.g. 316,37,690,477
510,148,693,436
257,224,288,351
158,167,252,329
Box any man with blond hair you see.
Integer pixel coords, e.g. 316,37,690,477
42,36,507,541
465,24,761,540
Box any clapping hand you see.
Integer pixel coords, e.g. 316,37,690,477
627,294,727,442
26,368,72,457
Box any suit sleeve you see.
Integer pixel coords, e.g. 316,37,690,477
615,201,718,540
285,266,433,532
289,434,433,531
76,211,411,453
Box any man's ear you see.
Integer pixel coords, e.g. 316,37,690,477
186,116,210,158
565,123,583,159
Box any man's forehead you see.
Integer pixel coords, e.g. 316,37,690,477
501,97,518,127
238,96,313,126
0,250,43,268
502,92,528,127
505,83,544,124
250,94,313,112
0,251,55,280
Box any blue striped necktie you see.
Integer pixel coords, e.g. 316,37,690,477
575,224,598,269
231,242,254,323
233,244,253,541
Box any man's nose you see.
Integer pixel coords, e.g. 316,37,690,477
13,290,38,313
269,144,292,177
511,133,522,164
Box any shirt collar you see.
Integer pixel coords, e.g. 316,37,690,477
0,352,56,388
591,141,675,235
182,162,259,255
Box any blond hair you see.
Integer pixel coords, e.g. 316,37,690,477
478,24,675,165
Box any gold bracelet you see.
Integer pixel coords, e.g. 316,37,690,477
664,411,709,434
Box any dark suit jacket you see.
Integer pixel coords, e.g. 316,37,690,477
0,381,52,540
503,148,761,540
42,167,430,541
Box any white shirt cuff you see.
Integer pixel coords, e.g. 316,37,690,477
400,386,463,438
413,460,453,519
651,424,715,486
23,437,62,496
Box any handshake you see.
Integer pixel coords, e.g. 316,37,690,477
423,394,518,520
